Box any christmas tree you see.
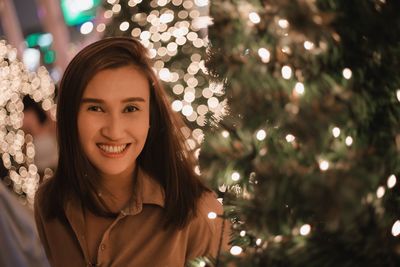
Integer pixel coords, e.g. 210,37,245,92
199,0,400,266
101,0,226,150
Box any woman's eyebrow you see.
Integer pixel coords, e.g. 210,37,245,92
81,97,146,103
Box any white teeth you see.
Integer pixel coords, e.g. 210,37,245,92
98,144,127,153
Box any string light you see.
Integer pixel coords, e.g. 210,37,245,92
0,40,56,204
207,211,217,219
304,41,314,50
222,130,230,138
80,22,94,34
376,186,385,198
332,127,340,138
258,48,270,63
342,68,352,79
392,220,400,237
300,224,311,236
294,82,305,95
396,89,400,102
231,172,241,181
278,19,289,29
281,65,292,79
119,21,130,31
285,134,295,142
387,174,397,188
230,246,243,256
345,136,353,146
240,230,246,237
256,129,267,141
249,12,261,24
319,160,329,171
256,238,262,246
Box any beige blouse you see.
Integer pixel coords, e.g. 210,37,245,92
34,172,230,267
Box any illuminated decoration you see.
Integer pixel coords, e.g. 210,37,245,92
25,33,56,66
0,40,56,205
101,0,226,149
61,0,101,26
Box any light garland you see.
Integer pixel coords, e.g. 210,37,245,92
0,40,56,206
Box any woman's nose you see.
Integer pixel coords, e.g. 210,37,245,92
100,114,125,140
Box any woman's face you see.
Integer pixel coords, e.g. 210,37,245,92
77,65,150,180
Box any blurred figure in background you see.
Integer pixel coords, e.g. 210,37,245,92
22,96,58,173
0,181,50,267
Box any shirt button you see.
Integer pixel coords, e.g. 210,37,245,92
100,244,106,251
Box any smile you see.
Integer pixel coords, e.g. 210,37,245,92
97,144,130,154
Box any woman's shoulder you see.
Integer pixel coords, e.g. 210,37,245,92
193,190,225,232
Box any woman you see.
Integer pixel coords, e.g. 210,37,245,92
34,37,229,267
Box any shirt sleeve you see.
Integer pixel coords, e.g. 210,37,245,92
186,191,231,262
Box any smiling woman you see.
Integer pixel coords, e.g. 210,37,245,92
33,37,230,267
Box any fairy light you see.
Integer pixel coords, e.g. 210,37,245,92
198,260,206,267
231,172,240,181
80,22,94,34
207,211,217,219
396,89,400,102
258,48,270,63
0,40,56,204
376,186,385,198
304,41,314,50
281,65,292,79
112,4,121,13
332,127,341,138
392,220,400,237
319,160,329,171
171,100,183,112
286,134,295,142
342,68,352,79
300,224,311,236
119,21,130,31
194,0,208,7
278,19,289,28
345,136,353,146
249,12,261,24
387,174,397,188
222,130,230,138
230,246,243,256
294,82,305,95
256,238,262,246
182,105,193,116
256,130,267,141
96,23,106,32
240,230,246,237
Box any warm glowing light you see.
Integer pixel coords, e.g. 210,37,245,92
256,130,266,141
119,21,130,31
294,82,305,95
345,136,353,146
319,160,329,171
397,89,400,102
172,100,183,112
240,231,246,237
304,41,314,50
249,12,261,24
80,21,93,34
222,130,230,138
208,212,217,219
278,19,289,28
258,48,270,63
256,238,262,246
387,174,397,188
285,134,295,142
332,127,340,138
182,105,193,116
300,224,311,236
194,0,208,7
376,186,385,198
159,68,171,81
96,23,106,32
230,246,243,256
207,97,219,109
342,68,352,79
231,172,240,181
392,220,400,236
281,65,292,79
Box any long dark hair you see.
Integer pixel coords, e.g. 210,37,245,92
41,37,209,229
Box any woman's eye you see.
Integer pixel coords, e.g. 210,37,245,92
124,105,138,113
87,106,103,112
